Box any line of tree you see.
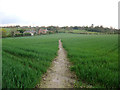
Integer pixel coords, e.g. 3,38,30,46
1,24,119,38
1,24,118,32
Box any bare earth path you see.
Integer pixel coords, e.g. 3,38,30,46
36,39,76,88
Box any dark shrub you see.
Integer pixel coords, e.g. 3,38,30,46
23,33,31,36
15,33,23,37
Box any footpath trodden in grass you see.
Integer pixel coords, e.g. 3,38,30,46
36,40,76,88
2,33,118,88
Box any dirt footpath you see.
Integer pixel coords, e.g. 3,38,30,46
36,39,76,88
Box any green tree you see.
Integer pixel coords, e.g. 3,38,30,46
11,31,14,37
1,28,7,37
17,29,26,34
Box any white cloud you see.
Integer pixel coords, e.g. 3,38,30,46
0,0,119,28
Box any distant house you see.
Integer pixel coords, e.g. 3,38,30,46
14,31,20,35
23,30,36,36
38,29,48,34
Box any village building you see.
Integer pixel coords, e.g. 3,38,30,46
14,31,20,35
38,29,48,34
23,30,36,36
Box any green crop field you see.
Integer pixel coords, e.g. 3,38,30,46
2,33,118,88
58,29,98,34
61,34,118,88
2,35,59,88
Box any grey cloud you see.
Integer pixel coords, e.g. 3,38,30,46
0,12,24,24
1,17,21,24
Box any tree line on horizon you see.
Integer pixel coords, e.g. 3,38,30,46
1,24,119,31
0,24,119,38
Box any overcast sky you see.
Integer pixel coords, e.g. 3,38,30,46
0,0,119,28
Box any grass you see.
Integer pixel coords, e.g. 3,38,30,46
2,33,118,88
66,30,97,34
2,35,59,88
60,34,118,88
58,29,98,34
